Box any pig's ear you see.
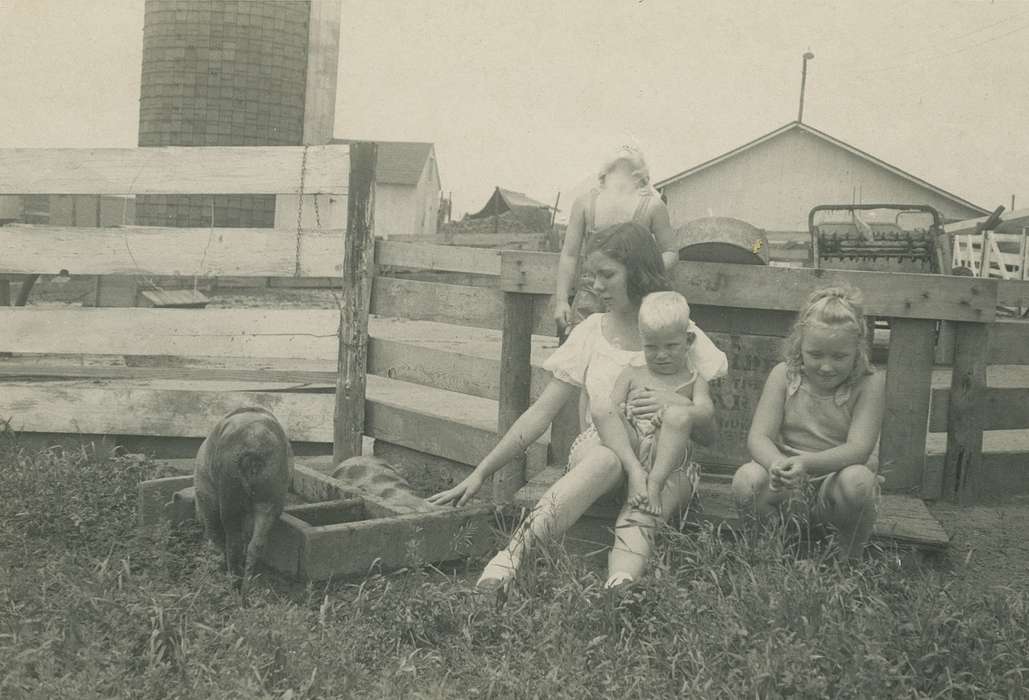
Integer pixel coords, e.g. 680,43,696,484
685,330,696,345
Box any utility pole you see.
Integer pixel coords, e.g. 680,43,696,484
798,51,814,123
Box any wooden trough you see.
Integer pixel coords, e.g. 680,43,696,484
139,462,494,581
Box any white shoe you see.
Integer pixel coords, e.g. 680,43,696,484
476,550,517,589
605,572,635,589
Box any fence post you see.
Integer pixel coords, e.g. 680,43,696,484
941,320,991,505
334,142,377,464
495,290,534,502
880,317,936,495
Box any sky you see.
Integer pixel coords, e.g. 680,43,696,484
2,0,1028,220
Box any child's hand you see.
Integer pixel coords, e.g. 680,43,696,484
627,387,692,421
771,457,807,491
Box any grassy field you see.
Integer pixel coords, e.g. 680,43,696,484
1,427,1028,699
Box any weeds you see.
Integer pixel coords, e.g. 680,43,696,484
1,430,1027,698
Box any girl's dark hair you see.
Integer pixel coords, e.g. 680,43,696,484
584,222,671,306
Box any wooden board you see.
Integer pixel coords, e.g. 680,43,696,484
514,469,950,550
0,225,345,278
0,146,349,195
925,429,1029,500
693,333,782,468
990,320,1029,365
879,319,935,493
0,375,548,473
942,322,991,504
499,252,998,323
998,278,1029,309
376,241,501,277
372,277,556,335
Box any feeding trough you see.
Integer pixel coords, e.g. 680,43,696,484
139,461,495,581
674,217,770,266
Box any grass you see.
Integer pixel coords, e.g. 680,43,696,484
1,426,1027,699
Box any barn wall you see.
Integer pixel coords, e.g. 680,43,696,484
413,151,441,237
660,128,984,232
375,183,415,239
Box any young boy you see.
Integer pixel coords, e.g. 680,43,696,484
592,291,713,516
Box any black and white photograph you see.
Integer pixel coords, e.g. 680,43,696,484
1,0,1028,697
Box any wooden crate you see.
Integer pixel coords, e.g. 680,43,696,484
139,464,495,581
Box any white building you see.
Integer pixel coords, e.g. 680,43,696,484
655,121,989,235
332,140,441,238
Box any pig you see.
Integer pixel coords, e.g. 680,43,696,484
194,406,293,601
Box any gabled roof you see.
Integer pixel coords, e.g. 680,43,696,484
330,139,434,185
466,187,553,219
655,121,989,216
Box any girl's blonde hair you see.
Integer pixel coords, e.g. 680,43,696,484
639,291,692,334
598,145,653,190
783,286,872,382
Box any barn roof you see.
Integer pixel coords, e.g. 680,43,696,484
654,121,989,216
330,139,434,185
467,187,553,219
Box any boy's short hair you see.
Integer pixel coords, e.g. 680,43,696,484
639,291,691,334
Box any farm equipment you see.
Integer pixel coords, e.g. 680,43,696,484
809,204,950,274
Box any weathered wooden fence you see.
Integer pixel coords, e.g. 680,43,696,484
2,145,1028,513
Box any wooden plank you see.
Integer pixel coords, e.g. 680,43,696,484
373,276,555,335
302,0,341,146
514,473,950,549
494,292,535,502
926,429,1029,500
0,224,345,278
335,142,376,463
273,195,348,231
375,240,501,276
499,252,998,322
997,278,1029,309
0,308,342,359
941,322,991,505
690,305,795,338
0,375,549,470
930,387,1029,432
879,318,936,494
990,320,1029,365
694,332,782,468
299,506,495,581
0,146,349,195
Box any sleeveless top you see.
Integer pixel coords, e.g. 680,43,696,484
777,371,859,455
574,188,657,290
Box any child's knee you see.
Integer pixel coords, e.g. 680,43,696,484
732,461,768,500
660,404,693,430
834,464,879,513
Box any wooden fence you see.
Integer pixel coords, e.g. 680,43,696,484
2,145,1029,508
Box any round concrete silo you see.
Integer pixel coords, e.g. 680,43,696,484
136,0,311,228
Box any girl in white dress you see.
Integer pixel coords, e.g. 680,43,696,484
429,223,728,588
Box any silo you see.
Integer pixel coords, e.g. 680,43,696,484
136,0,312,228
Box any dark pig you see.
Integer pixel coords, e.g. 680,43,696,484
194,406,293,601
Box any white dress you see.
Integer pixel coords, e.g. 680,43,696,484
543,313,729,448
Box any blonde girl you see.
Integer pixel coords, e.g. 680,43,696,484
731,287,886,560
555,145,678,336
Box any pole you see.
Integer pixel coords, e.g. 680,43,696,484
334,142,377,464
798,51,814,123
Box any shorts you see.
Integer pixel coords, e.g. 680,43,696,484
566,425,702,501
758,463,883,525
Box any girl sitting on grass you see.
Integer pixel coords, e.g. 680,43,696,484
732,286,886,560
428,223,727,589
590,291,714,587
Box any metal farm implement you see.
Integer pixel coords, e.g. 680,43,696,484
809,203,950,274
